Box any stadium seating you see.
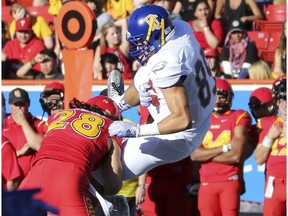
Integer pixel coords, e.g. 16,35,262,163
248,31,270,58
253,4,286,32
248,31,270,50
261,31,282,62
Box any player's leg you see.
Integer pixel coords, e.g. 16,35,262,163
198,182,221,216
220,180,240,216
121,117,211,180
263,178,286,216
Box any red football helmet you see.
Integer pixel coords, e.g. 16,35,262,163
86,95,121,120
214,78,234,114
249,87,277,120
272,74,286,102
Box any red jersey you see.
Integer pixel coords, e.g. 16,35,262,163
2,114,46,181
34,109,116,174
101,47,132,79
3,37,45,74
258,116,286,178
189,19,224,49
200,110,252,182
2,136,21,189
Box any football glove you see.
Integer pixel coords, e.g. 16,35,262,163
109,121,139,137
139,83,152,107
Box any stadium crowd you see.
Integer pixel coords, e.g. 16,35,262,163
1,0,287,215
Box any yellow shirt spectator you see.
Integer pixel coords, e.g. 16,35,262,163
105,0,134,19
9,16,53,42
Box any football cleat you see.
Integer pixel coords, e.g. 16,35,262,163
107,69,124,99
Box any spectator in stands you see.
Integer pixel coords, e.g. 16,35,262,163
190,78,252,216
272,21,286,79
248,60,273,79
2,20,10,48
2,94,21,191
173,0,216,22
83,0,114,45
189,0,224,49
93,19,132,80
104,0,134,19
99,53,120,79
9,2,54,49
273,0,286,4
214,0,263,34
221,20,259,79
204,48,224,78
33,0,48,7
253,75,286,216
16,49,63,80
2,20,10,80
156,0,181,20
2,18,46,79
2,88,46,184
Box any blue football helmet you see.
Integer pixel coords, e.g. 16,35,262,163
126,5,175,65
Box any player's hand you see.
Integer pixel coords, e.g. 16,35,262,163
139,83,152,107
109,121,138,137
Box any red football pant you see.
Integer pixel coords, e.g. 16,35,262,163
19,159,95,216
198,180,240,216
141,176,194,216
264,177,286,216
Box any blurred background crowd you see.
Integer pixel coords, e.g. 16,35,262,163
1,0,286,81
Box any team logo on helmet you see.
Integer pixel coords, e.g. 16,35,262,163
144,15,161,31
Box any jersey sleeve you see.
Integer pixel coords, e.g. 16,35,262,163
235,110,252,127
149,54,182,88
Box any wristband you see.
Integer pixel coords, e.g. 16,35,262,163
262,136,273,148
138,184,147,189
203,26,210,31
139,123,160,137
222,144,232,153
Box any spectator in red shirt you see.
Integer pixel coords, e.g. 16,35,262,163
2,94,21,191
2,88,45,183
189,0,224,49
2,18,45,79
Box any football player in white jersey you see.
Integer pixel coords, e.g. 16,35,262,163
108,4,216,180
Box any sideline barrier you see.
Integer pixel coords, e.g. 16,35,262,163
2,79,274,203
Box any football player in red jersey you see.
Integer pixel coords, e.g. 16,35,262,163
39,81,65,118
190,78,252,216
19,96,123,216
253,74,286,216
248,86,278,149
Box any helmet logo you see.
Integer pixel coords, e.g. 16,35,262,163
144,15,161,31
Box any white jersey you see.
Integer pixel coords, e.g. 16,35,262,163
134,20,216,129
111,20,216,180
